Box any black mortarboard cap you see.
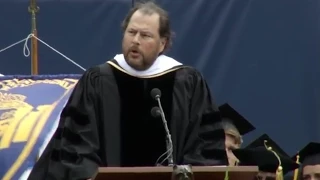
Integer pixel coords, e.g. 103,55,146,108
219,103,255,135
293,142,320,167
245,134,289,156
233,134,299,174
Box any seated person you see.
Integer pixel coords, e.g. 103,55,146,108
218,103,256,165
233,134,299,180
293,142,320,180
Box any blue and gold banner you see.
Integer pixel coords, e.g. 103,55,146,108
0,75,81,180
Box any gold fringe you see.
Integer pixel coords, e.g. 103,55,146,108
224,165,229,180
264,140,283,180
293,153,300,180
276,166,284,180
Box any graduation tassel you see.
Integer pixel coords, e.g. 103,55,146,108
224,165,229,180
293,153,300,180
275,166,284,180
223,157,239,180
264,140,284,180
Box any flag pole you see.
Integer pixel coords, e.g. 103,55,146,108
28,0,39,75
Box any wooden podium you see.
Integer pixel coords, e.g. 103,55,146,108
92,166,258,180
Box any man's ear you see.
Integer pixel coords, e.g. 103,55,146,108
159,37,167,53
161,38,166,45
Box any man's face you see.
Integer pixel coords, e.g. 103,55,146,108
302,165,320,180
255,172,276,180
122,10,166,71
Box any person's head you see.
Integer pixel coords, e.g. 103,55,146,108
295,142,320,180
218,103,256,165
121,1,173,70
233,135,300,179
218,103,255,150
223,120,243,150
302,165,320,180
222,120,242,166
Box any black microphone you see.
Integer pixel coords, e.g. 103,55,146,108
150,88,174,166
151,88,161,100
151,106,161,118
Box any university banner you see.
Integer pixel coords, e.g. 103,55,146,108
0,75,81,180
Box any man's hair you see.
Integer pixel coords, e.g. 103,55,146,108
121,1,174,53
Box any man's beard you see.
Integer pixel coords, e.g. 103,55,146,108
124,51,149,70
123,47,159,70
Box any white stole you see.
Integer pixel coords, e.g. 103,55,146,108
113,54,182,77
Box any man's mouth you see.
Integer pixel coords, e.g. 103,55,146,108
129,50,141,58
131,50,138,53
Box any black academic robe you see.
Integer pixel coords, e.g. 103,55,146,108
27,60,227,180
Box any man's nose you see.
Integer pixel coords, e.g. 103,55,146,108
132,34,140,44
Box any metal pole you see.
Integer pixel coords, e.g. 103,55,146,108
28,0,39,75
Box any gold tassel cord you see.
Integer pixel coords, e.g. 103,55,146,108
293,153,300,180
224,165,229,180
224,152,240,180
264,140,283,180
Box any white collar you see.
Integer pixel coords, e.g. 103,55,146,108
0,73,4,76
113,54,182,77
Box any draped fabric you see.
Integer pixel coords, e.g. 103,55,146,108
0,75,80,180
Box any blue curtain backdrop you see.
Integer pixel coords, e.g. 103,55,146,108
0,0,319,155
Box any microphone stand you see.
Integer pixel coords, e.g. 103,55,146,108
156,97,174,166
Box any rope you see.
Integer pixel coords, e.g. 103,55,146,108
0,34,86,72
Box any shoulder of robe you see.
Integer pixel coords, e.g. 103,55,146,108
80,62,114,80
175,66,205,81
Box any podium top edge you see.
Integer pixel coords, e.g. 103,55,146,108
97,166,259,173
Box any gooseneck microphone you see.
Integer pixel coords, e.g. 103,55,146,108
150,88,161,100
151,106,161,118
150,88,174,166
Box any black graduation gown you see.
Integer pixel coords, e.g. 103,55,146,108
27,60,227,180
